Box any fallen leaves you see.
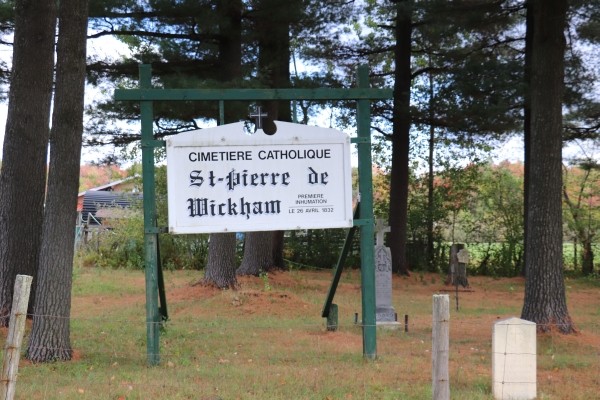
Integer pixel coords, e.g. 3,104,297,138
232,296,243,306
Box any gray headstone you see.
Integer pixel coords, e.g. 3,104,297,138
375,246,395,322
457,248,469,264
374,219,395,322
375,219,396,322
492,317,537,399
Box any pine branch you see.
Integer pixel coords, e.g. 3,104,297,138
411,66,449,79
370,125,392,139
87,29,218,41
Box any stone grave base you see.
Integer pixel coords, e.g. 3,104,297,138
376,321,403,330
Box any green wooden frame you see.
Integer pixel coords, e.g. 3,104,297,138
114,64,391,364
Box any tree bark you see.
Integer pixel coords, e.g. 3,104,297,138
444,243,468,287
201,0,243,289
272,230,286,270
0,0,57,325
522,0,533,277
239,0,295,274
237,231,274,275
427,68,435,271
581,239,594,276
202,232,238,288
387,0,412,276
25,0,89,362
521,0,574,333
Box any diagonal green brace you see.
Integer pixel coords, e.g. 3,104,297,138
156,236,168,322
322,206,360,318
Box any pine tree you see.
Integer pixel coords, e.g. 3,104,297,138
26,0,89,362
317,0,524,274
201,0,244,289
237,0,299,276
0,0,56,325
521,0,574,333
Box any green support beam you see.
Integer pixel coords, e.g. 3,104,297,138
157,240,168,322
114,88,393,101
139,65,161,366
115,63,391,364
322,206,359,318
356,65,377,360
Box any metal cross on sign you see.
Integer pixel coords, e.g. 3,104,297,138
374,219,390,247
249,106,268,130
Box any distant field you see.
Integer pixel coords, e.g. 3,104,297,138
456,242,600,272
1,268,598,399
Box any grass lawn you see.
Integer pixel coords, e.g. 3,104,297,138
1,268,599,399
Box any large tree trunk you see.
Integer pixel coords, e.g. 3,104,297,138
581,239,594,276
201,0,243,289
202,232,238,288
272,230,286,270
521,0,574,333
387,0,412,276
0,0,57,325
239,0,294,275
445,243,469,287
427,68,435,271
26,0,89,363
522,0,533,277
237,231,273,275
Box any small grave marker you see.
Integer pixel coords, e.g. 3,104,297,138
457,248,469,264
445,244,470,310
374,220,397,324
492,317,537,399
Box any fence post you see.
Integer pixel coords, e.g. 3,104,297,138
432,294,450,400
1,275,33,400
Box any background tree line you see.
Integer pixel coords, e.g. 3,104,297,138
79,157,600,278
1,0,599,362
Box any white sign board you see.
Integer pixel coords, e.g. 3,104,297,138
166,121,353,234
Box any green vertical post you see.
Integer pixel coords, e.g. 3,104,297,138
140,64,161,365
356,65,377,359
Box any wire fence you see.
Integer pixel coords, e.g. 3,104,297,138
2,311,599,399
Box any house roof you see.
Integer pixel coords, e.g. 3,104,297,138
82,191,142,225
77,175,139,198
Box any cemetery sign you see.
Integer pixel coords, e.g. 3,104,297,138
166,121,353,234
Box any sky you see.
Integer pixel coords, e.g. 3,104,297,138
0,34,132,164
0,32,589,168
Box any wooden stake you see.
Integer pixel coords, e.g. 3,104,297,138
432,294,450,400
1,275,33,400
